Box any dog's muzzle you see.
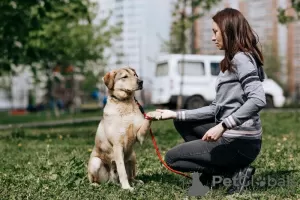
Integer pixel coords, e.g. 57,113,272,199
138,79,143,89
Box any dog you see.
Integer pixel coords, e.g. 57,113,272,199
87,67,161,191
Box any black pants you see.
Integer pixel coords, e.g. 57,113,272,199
164,119,262,175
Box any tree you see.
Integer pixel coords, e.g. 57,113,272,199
263,44,282,82
0,0,122,112
168,0,221,54
165,0,221,109
0,0,121,73
277,0,299,100
278,0,300,24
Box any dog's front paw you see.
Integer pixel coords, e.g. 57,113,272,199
122,185,134,191
145,111,162,121
91,182,99,187
130,179,144,185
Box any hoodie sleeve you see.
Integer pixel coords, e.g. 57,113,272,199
222,53,266,129
175,99,216,121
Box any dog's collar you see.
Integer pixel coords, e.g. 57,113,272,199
111,95,120,101
110,95,144,114
110,94,131,102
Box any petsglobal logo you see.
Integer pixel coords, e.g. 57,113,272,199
188,172,296,197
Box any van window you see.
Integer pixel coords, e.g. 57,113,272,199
178,61,205,76
210,62,220,76
156,62,168,76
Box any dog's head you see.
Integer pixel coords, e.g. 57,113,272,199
102,67,143,100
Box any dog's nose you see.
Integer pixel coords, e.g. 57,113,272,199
138,79,143,86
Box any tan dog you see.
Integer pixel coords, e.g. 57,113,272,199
87,67,161,191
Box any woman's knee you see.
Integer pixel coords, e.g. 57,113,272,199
164,151,173,166
164,148,178,166
164,142,188,166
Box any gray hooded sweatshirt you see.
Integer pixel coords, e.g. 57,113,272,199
176,52,266,139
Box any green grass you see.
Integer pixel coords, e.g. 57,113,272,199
0,111,299,199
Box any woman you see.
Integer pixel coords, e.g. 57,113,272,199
151,8,266,194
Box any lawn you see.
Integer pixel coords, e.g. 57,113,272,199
0,111,299,199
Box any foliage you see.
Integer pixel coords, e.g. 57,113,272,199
0,112,300,199
0,0,122,74
167,0,221,54
0,0,122,111
262,44,281,82
262,44,292,97
278,0,300,24
82,59,108,94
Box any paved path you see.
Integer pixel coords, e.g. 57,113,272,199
0,116,102,130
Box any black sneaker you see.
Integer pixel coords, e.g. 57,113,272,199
199,172,213,187
226,166,256,195
199,172,225,189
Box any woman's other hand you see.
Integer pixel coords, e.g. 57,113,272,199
202,123,226,142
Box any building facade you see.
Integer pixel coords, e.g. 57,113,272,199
97,0,174,103
97,0,173,78
97,0,300,100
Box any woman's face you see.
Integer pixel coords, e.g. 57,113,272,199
212,21,224,50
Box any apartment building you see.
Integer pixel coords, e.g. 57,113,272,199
97,0,173,79
96,0,174,103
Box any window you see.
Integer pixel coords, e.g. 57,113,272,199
116,14,123,18
177,61,205,76
210,62,220,76
156,62,168,77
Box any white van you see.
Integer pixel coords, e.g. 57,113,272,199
151,54,285,109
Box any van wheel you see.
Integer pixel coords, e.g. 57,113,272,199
266,95,274,108
185,96,206,109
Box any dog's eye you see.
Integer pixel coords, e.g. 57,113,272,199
122,76,128,79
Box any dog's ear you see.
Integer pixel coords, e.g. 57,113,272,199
102,71,116,90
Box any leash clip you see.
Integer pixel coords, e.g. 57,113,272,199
144,113,152,120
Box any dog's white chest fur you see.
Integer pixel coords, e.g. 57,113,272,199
102,98,145,143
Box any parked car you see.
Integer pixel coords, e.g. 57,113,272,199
151,54,285,109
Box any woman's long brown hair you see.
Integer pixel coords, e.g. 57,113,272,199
212,8,264,72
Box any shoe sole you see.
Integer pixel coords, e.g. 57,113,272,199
238,167,255,194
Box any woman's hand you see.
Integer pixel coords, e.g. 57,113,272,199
202,123,226,142
155,109,177,120
146,109,176,120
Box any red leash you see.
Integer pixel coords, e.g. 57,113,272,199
134,98,191,179
148,127,192,179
